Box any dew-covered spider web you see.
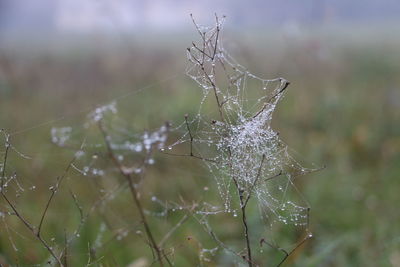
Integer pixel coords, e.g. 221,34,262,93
164,15,322,262
0,14,322,266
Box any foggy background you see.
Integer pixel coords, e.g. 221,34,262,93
1,0,400,35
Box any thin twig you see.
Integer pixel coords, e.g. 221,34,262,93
190,14,205,42
184,114,194,156
1,130,10,189
188,26,225,121
252,79,290,119
212,13,221,60
240,202,253,267
244,154,266,207
189,208,255,266
264,165,326,182
226,147,254,267
260,232,313,267
191,43,213,60
0,131,64,266
37,151,78,237
161,151,217,163
98,121,165,267
264,170,283,182
1,180,63,266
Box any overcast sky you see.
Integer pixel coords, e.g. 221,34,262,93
1,0,399,34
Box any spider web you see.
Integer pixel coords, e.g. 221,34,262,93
0,76,182,264
165,15,322,262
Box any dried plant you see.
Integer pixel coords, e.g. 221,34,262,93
167,14,323,266
1,129,79,266
96,107,170,266
0,14,322,267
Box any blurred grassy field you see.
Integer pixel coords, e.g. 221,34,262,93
0,26,400,266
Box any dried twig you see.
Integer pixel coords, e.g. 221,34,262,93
260,231,313,267
98,121,165,267
0,131,66,266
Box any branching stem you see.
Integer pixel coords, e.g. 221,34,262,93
98,121,165,267
0,131,64,266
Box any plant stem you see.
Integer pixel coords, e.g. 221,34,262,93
241,202,253,267
98,122,164,267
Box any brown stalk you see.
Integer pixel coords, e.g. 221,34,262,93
98,121,165,267
252,79,290,119
260,231,313,267
1,131,65,266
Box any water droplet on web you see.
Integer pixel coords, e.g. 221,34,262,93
75,150,85,158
